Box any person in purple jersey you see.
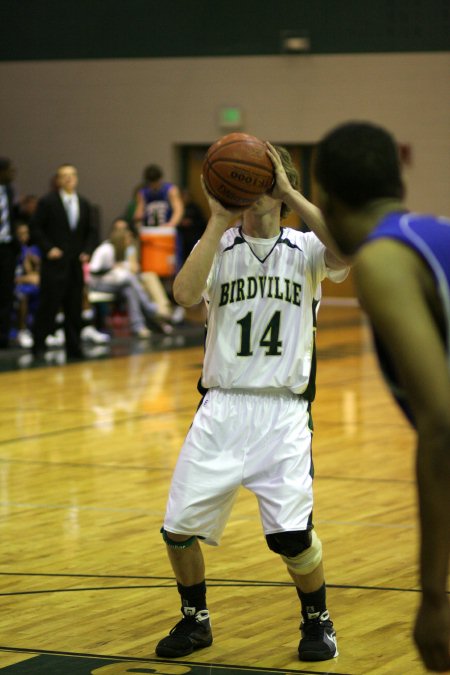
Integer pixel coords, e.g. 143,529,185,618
133,164,186,322
313,121,450,673
133,164,183,230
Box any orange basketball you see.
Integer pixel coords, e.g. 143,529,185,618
202,132,275,209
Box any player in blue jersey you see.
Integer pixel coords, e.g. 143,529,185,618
155,145,348,662
310,121,450,673
133,164,184,230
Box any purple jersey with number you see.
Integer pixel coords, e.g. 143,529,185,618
140,182,173,227
364,211,450,424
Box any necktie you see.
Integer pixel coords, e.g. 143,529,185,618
66,195,77,230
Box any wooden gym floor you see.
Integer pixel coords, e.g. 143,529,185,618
0,303,434,674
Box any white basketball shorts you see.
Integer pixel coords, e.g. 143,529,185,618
163,387,314,546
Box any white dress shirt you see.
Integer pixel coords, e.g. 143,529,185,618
60,190,79,229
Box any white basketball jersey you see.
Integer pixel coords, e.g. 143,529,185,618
201,226,348,395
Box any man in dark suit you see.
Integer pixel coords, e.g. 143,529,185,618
0,157,20,349
31,164,98,359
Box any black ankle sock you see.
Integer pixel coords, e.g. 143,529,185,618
297,583,327,620
177,580,207,614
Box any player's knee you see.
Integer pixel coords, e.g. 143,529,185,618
266,529,312,557
266,529,322,575
160,527,197,549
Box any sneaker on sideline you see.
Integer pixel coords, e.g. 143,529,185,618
17,329,34,349
171,306,186,324
81,325,111,344
46,329,65,347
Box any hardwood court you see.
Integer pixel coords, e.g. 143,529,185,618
0,304,430,674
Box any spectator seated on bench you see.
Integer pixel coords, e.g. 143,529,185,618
87,227,171,338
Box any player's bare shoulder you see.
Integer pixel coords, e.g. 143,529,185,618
356,237,422,284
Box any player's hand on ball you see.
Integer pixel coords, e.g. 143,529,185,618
201,176,243,223
266,142,294,202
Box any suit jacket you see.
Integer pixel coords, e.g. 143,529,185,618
31,191,98,261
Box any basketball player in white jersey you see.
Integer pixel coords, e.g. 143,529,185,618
155,144,349,662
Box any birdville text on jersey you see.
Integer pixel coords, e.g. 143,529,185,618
219,276,302,307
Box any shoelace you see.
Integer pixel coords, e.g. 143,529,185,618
169,616,199,636
301,617,334,638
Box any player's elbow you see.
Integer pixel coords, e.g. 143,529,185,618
173,278,201,307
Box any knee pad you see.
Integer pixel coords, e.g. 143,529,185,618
160,527,197,549
266,529,322,575
266,529,312,556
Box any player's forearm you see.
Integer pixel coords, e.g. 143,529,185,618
173,217,226,306
416,430,450,599
283,188,323,230
283,188,346,263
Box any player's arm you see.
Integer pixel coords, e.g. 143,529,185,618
266,142,348,270
133,191,145,229
355,240,450,672
166,185,184,228
173,179,240,307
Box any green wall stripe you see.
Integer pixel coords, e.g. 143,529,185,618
1,0,449,62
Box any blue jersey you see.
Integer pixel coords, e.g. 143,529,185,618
140,182,173,228
364,211,450,424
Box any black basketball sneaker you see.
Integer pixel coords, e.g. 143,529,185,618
298,609,338,661
156,608,213,658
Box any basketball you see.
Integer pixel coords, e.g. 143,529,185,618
202,132,275,209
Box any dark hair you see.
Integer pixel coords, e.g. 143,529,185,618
0,157,11,172
314,121,404,208
143,164,163,183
